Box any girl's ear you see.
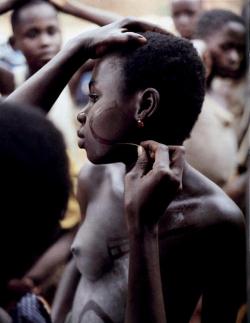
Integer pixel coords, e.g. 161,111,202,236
135,88,160,122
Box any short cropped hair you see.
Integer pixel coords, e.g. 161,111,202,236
0,102,70,296
196,9,245,40
119,31,205,144
11,0,57,31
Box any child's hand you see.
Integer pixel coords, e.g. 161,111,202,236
124,141,185,232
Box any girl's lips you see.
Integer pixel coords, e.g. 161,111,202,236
77,128,85,138
77,128,86,148
78,138,85,149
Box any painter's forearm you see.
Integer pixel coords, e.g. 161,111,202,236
25,230,75,282
0,0,15,14
52,259,80,323
6,38,89,112
125,228,166,323
5,17,159,111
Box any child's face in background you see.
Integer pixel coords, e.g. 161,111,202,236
13,2,62,73
206,21,246,79
171,0,202,39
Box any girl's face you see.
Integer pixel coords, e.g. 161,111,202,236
77,56,140,164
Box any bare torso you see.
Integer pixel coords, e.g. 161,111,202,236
67,161,245,323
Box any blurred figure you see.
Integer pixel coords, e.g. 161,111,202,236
184,39,238,188
0,0,88,168
170,0,203,39
0,37,26,96
9,0,62,77
0,102,70,320
184,37,241,323
196,9,246,83
5,11,246,323
196,9,248,212
0,0,89,243
1,2,88,305
242,0,250,33
0,36,26,70
0,63,15,96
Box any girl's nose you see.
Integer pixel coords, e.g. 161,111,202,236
77,111,87,125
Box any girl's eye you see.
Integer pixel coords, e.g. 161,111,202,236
88,94,99,103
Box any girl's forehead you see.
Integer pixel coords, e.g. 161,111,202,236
91,57,129,99
93,56,125,81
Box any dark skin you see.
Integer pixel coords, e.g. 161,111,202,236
74,104,245,323
0,0,18,14
6,19,246,323
0,0,89,303
22,229,76,294
36,2,243,207
0,307,11,323
12,1,62,76
0,64,14,96
0,0,62,95
50,0,121,26
124,142,185,323
205,21,246,86
52,0,202,41
223,172,248,212
71,155,245,323
204,20,247,211
0,0,95,96
170,0,203,39
48,0,130,99
0,1,130,305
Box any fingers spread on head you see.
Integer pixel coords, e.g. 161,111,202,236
104,31,146,49
138,21,170,35
120,27,128,33
121,17,170,36
94,34,130,56
123,32,147,44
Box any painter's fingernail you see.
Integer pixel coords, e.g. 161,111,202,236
137,145,143,157
138,35,147,41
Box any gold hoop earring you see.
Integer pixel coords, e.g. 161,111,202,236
137,119,144,128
